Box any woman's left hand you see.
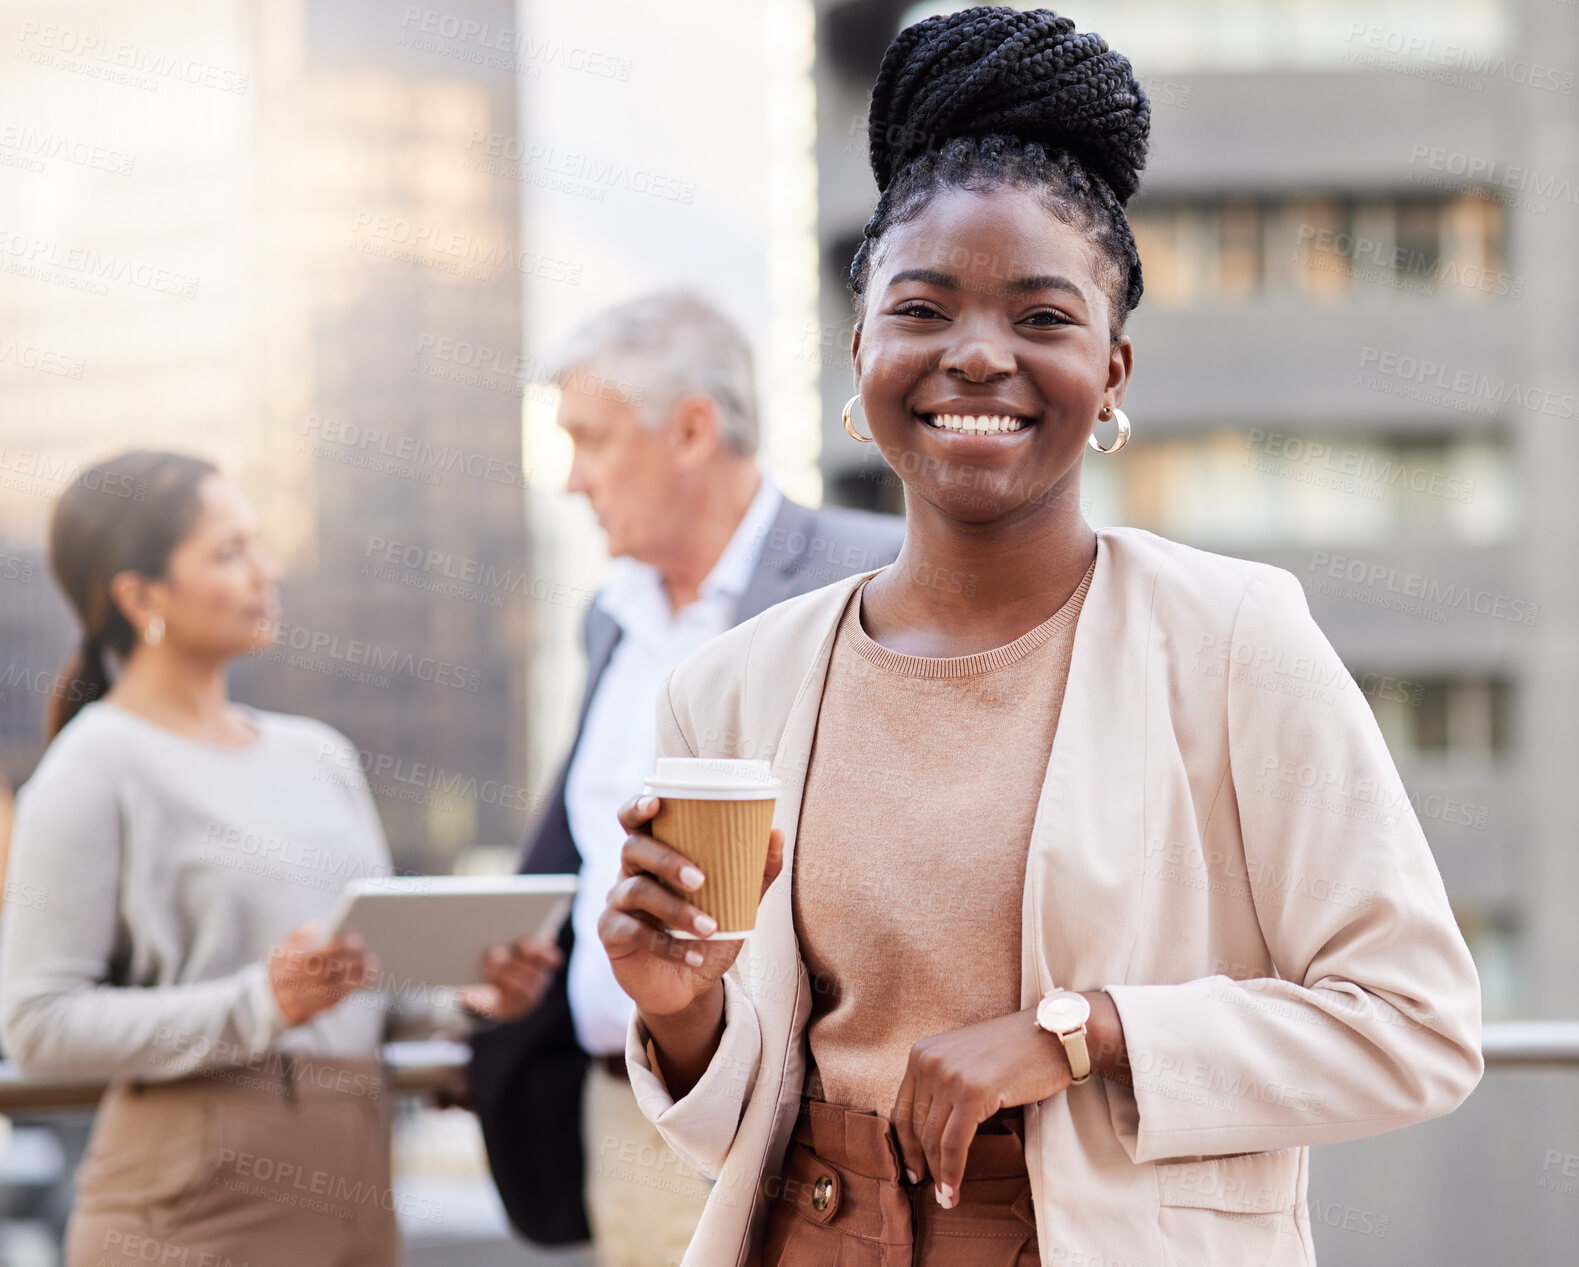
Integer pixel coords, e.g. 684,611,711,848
455,936,563,1022
890,1005,1073,1208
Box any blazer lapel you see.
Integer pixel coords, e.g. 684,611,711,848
1022,528,1152,996
740,570,872,985
580,606,621,721
735,499,816,621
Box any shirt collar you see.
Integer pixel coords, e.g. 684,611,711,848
700,472,783,602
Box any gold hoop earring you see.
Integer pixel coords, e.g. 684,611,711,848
144,616,164,647
1089,406,1131,454
842,394,874,443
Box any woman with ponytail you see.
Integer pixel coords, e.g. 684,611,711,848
0,451,559,1266
596,9,1482,1265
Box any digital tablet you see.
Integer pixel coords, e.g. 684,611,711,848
325,874,576,990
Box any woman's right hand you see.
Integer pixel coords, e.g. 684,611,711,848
599,794,784,1022
267,923,376,1027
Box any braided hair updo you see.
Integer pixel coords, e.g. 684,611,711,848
851,6,1150,340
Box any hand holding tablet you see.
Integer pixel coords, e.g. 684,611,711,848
324,875,577,1017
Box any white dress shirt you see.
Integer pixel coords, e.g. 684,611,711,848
565,474,784,1055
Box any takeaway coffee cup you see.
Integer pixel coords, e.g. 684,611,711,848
642,757,781,939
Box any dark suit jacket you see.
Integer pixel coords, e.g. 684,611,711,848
470,495,903,1245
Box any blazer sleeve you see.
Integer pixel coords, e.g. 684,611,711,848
623,669,766,1179
1104,568,1484,1163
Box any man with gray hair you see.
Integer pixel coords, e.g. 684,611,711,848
470,289,902,1264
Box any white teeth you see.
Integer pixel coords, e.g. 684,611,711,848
927,413,1027,434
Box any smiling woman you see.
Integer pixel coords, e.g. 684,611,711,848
598,9,1484,1267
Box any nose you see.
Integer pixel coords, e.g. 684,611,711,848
253,542,282,587
941,316,1016,383
564,449,593,500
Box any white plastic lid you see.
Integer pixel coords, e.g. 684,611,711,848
644,757,781,799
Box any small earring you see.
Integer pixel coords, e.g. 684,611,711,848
1089,406,1131,454
842,394,875,443
144,616,164,647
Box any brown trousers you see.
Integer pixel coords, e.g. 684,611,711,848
760,1101,1039,1266
66,1056,399,1267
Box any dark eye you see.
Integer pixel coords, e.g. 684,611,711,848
893,301,943,319
1022,309,1071,328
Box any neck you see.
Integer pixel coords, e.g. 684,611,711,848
656,459,763,612
108,647,235,734
864,477,1096,654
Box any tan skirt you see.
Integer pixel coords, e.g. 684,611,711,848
760,1099,1039,1266
66,1054,400,1267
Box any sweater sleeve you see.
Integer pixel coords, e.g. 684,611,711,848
622,670,764,1177
0,761,290,1082
1104,569,1484,1163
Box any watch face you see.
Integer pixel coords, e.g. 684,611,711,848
1037,992,1091,1031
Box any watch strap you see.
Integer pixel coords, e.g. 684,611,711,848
1061,1026,1092,1085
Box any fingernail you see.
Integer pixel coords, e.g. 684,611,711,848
692,913,717,936
678,865,705,890
640,795,659,812
906,1168,918,1184
936,1183,955,1209
684,949,704,967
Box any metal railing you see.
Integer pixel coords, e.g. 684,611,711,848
0,1040,472,1112
1,1023,1576,1114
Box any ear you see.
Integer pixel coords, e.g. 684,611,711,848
108,569,160,636
1104,334,1134,412
668,394,723,470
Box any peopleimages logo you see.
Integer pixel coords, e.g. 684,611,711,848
16,21,252,95
0,337,85,378
0,448,147,500
1307,551,1539,626
302,413,528,488
1359,347,1577,420
0,228,200,298
1342,24,1576,95
397,6,632,80
1244,429,1475,504
256,621,481,692
0,124,136,176
315,741,548,818
1406,144,1579,211
462,132,696,204
348,213,582,285
1292,223,1523,298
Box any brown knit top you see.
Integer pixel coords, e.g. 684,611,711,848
791,557,1095,1115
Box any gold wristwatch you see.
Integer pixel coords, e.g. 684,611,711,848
1034,989,1092,1085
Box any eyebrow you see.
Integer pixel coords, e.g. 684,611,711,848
887,267,1088,302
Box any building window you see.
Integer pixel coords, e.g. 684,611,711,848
1129,194,1506,306
1084,428,1515,547
1366,675,1513,759
1452,904,1522,1021
1006,0,1511,75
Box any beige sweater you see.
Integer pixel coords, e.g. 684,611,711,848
792,558,1094,1114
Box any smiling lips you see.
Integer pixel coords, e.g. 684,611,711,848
921,412,1033,435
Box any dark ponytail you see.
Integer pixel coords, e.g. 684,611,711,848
45,451,218,739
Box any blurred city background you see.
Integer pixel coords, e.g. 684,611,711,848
1,0,1574,1263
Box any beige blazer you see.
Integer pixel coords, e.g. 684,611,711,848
625,526,1482,1267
